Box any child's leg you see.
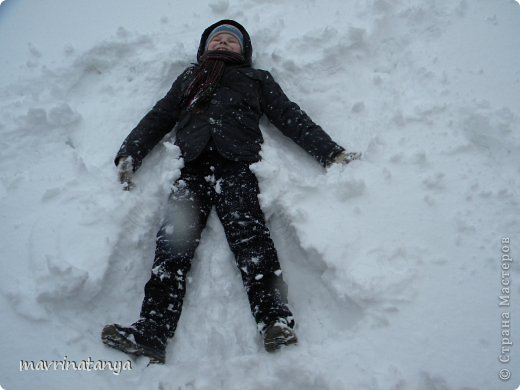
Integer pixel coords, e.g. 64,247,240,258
135,167,213,346
215,163,295,333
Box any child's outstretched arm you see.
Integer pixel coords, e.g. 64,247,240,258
114,67,195,174
259,70,359,167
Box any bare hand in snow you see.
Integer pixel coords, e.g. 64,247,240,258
117,156,135,191
330,151,361,166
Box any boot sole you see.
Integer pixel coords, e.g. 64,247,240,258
264,334,298,352
101,324,165,364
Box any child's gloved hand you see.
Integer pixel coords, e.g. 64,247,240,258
117,156,135,191
330,151,361,166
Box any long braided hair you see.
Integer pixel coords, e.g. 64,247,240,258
181,50,245,112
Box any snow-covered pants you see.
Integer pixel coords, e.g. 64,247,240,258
136,151,294,345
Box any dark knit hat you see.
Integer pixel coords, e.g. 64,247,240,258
205,24,244,51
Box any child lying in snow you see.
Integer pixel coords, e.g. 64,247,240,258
102,19,360,364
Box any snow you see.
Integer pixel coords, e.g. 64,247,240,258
1,0,519,389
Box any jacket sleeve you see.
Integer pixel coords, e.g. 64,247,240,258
258,70,345,167
114,67,195,170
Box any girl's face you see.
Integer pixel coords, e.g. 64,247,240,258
207,33,242,54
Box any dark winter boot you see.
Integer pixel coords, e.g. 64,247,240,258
263,321,298,352
101,324,166,364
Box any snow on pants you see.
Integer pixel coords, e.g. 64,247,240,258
136,151,294,343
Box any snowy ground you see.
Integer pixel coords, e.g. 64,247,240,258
1,0,519,389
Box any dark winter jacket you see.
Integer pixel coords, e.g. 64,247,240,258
115,20,345,170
